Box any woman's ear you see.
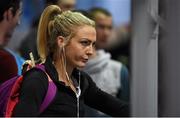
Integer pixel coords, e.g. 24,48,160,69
57,36,65,47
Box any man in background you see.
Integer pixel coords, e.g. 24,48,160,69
83,7,129,116
0,0,24,83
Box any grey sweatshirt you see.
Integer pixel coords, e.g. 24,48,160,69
83,50,122,96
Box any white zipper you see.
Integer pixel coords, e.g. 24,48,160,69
75,71,81,117
76,86,80,117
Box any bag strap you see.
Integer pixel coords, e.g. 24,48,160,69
34,65,57,113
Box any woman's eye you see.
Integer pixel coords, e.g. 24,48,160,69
80,41,89,46
92,42,96,48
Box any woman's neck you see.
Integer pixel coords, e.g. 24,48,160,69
54,57,73,81
54,59,77,93
65,63,73,78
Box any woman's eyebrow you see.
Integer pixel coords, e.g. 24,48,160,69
80,38,96,43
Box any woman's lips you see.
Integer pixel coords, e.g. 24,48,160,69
82,58,88,63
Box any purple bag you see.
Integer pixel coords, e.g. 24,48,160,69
0,65,57,116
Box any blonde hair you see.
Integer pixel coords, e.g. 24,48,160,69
37,5,95,62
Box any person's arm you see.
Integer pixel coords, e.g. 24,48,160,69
12,68,48,116
84,73,130,117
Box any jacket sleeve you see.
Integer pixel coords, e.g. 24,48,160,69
117,65,129,102
83,73,130,117
12,68,48,116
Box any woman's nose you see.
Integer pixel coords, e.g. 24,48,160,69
86,45,94,55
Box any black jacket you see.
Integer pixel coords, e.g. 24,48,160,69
13,56,129,117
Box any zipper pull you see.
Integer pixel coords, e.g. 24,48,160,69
76,86,81,98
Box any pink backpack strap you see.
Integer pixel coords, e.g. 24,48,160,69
35,65,57,113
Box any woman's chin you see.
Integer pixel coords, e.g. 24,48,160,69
76,63,86,69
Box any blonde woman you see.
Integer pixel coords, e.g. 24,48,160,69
13,5,129,117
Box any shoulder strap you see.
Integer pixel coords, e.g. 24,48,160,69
39,80,57,113
34,65,57,113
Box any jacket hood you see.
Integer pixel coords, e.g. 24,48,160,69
84,50,111,73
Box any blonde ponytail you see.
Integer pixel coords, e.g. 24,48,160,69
37,5,62,62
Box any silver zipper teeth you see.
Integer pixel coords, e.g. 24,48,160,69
76,71,81,118
77,93,79,118
76,87,80,117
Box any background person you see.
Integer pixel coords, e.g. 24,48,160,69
0,0,24,83
83,7,129,116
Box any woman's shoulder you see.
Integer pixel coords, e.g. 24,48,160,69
22,67,49,88
76,69,91,81
24,67,47,77
78,69,98,89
